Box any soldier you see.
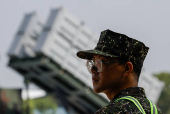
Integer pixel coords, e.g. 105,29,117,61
76,29,163,114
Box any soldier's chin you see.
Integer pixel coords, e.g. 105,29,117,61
93,88,102,93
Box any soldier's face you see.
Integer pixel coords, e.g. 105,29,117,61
91,55,125,94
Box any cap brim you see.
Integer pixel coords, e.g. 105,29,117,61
76,49,119,60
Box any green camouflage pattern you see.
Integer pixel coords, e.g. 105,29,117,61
94,87,163,114
77,29,149,67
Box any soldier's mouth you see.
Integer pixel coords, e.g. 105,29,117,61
92,78,99,83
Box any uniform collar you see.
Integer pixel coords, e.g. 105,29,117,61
109,87,146,104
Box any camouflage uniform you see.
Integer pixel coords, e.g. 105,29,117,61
94,87,163,114
76,29,163,114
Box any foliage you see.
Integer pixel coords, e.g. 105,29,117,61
153,72,170,113
23,95,57,114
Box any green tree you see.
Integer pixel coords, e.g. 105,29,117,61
154,72,170,114
23,95,57,114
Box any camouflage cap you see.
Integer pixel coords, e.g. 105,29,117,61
76,29,149,67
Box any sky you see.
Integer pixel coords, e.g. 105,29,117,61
0,0,170,88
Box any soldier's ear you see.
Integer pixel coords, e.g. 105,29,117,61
123,62,133,76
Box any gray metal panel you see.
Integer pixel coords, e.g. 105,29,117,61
18,13,33,33
34,31,49,52
45,9,59,28
34,9,59,53
8,35,22,57
8,13,33,57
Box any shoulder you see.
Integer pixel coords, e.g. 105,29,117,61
95,96,164,114
95,96,163,114
94,105,124,114
94,99,138,114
